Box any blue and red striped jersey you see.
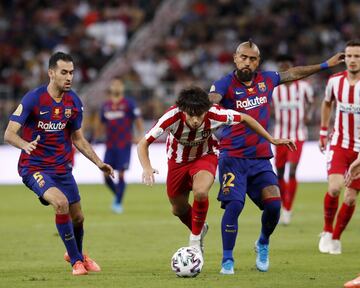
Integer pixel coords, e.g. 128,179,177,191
210,70,280,158
100,97,141,149
10,85,83,176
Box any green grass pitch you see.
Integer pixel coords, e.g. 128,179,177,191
0,183,357,288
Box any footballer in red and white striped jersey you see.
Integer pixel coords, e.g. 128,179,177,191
145,104,242,163
272,80,314,141
325,71,360,151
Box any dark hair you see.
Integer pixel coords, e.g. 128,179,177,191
48,52,74,69
176,86,212,116
276,54,295,63
346,39,360,48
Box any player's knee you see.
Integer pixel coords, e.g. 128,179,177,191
328,186,341,196
72,213,84,226
343,193,357,206
172,205,189,217
226,201,244,216
289,170,296,178
53,197,69,214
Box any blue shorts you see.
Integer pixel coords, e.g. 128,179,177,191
217,157,278,210
22,172,80,205
104,146,131,170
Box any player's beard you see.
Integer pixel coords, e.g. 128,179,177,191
236,68,254,82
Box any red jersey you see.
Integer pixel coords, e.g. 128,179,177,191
145,105,242,163
325,71,360,151
272,80,314,141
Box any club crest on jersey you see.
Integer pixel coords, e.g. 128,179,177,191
202,129,211,138
258,82,267,92
65,108,72,118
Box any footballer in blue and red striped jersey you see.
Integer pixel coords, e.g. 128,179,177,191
210,40,344,274
211,70,280,158
10,85,82,177
4,52,113,275
138,86,292,255
99,77,144,213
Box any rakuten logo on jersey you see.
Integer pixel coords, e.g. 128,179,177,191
38,121,66,131
236,96,267,110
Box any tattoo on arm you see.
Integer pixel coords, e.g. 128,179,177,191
279,64,321,84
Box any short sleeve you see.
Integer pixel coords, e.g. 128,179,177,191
263,71,281,87
324,78,335,102
69,94,83,131
9,92,36,125
209,74,232,98
145,107,179,144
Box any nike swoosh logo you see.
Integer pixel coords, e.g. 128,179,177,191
235,91,244,95
40,111,49,115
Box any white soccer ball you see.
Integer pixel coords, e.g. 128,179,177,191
171,246,204,277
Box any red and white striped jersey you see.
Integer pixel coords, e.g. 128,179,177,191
325,71,360,151
145,105,242,163
272,80,314,141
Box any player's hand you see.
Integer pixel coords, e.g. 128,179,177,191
325,52,345,68
271,138,297,152
23,135,40,155
319,136,328,153
142,168,159,186
99,162,114,178
344,158,360,187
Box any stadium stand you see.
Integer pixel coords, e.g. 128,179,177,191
0,0,359,143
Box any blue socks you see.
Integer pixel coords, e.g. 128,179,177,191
258,198,281,245
115,176,126,204
55,214,82,265
73,224,84,255
105,176,116,195
221,201,244,262
105,174,126,205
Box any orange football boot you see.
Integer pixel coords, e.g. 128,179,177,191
64,252,101,272
72,261,88,276
344,276,360,288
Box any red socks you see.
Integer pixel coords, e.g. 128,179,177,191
279,177,297,211
323,192,339,233
333,203,355,239
191,199,209,235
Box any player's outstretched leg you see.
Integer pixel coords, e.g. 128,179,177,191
220,200,244,275
256,197,281,272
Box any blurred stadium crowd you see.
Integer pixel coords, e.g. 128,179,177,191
0,0,359,143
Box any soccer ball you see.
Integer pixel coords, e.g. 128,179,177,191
170,246,204,277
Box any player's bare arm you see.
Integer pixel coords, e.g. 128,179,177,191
240,114,296,151
279,52,345,84
137,137,158,186
319,100,333,153
209,92,222,104
4,120,40,155
71,128,114,177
